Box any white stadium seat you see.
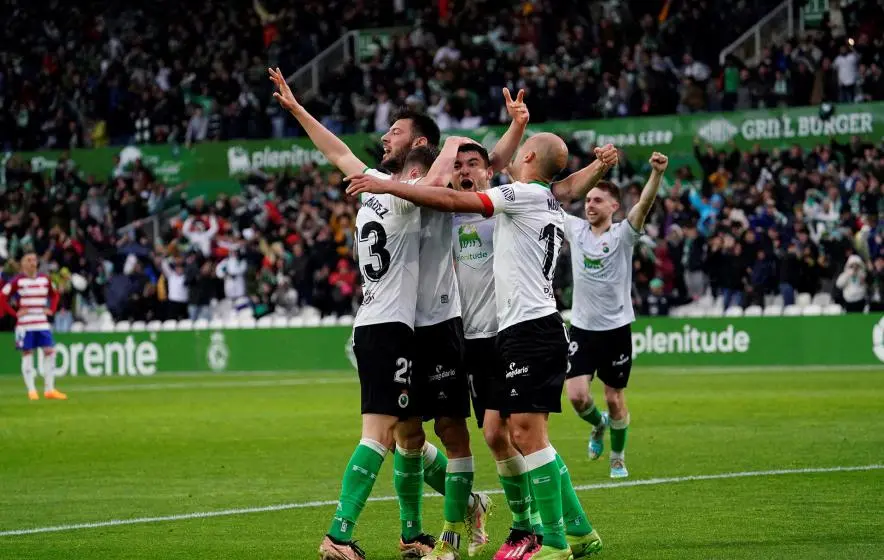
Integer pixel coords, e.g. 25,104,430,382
177,319,194,330
337,315,355,326
236,308,254,320
725,306,744,317
256,316,274,328
743,305,762,317
114,320,132,332
802,304,822,316
796,293,812,308
812,292,832,307
823,303,845,315
193,318,209,330
71,322,85,332
289,317,305,327
147,320,162,331
321,315,338,326
223,317,240,329
301,306,321,320
239,316,257,328
209,318,225,330
161,319,178,331
670,306,687,318
687,306,706,318
304,316,321,327
704,307,724,317
763,304,783,317
273,316,290,328
783,305,802,316
130,320,147,331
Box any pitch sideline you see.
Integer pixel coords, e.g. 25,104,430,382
1,464,881,537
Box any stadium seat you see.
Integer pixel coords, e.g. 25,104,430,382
177,319,194,330
193,318,209,330
223,317,240,329
337,315,355,326
147,320,162,331
240,317,257,328
273,316,290,328
289,317,305,328
237,308,254,320
802,304,822,316
162,319,178,331
71,322,85,332
763,304,783,317
812,292,832,307
823,303,845,315
209,318,225,330
770,294,784,307
704,307,724,317
256,316,274,328
320,315,338,326
130,320,147,331
782,305,802,316
725,306,744,317
698,294,715,309
301,306,321,320
743,305,763,317
796,293,812,308
304,316,322,327
115,320,132,332
84,323,101,333
670,306,687,318
687,307,706,318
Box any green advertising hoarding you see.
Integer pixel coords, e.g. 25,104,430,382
4,102,883,199
1,315,882,377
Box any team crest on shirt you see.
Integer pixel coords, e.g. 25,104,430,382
398,392,410,409
602,243,610,253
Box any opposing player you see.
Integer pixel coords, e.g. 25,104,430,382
564,152,668,479
347,133,617,560
0,251,65,401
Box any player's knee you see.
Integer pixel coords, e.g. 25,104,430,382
604,386,626,418
482,420,512,456
434,417,471,457
394,419,426,451
566,377,591,412
508,416,545,454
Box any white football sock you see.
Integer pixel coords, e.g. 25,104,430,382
41,352,56,392
21,354,37,393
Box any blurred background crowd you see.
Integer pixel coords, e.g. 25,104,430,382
1,0,883,332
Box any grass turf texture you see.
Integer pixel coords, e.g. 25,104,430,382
1,368,882,559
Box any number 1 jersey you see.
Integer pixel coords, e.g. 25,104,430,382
354,192,420,329
476,181,565,332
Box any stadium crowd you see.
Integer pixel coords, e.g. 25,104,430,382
7,0,884,150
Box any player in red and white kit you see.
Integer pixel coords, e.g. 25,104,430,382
0,251,66,400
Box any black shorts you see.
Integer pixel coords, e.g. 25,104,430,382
567,324,633,389
496,313,569,415
463,336,506,428
353,322,416,418
413,317,470,420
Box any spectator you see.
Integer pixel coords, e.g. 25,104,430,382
869,255,884,312
216,249,249,310
833,43,860,102
328,258,357,316
185,106,209,147
161,256,189,320
836,254,868,312
182,215,219,258
641,278,671,317
777,240,802,307
186,260,215,321
747,249,775,307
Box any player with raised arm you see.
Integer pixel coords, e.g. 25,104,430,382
346,134,617,560
0,251,65,401
564,153,668,479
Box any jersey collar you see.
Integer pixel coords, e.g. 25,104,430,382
529,180,551,190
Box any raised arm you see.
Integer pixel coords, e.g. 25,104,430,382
488,88,529,173
627,152,668,231
0,280,17,318
420,136,471,187
550,144,618,202
269,67,366,177
346,175,487,215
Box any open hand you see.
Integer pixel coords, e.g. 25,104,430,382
649,152,669,172
594,143,618,167
503,88,529,126
268,67,302,115
345,174,392,197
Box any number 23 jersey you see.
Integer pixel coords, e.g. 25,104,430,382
477,181,565,332
354,192,420,329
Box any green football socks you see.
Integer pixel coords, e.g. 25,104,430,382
610,414,630,455
525,447,567,549
443,456,475,545
394,445,425,540
328,438,387,542
496,455,533,531
555,452,593,536
579,404,604,427
423,442,448,495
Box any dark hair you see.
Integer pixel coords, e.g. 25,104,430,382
457,143,491,167
404,146,439,175
391,109,441,148
591,180,621,204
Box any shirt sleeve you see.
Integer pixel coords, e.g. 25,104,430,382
391,195,417,214
1,278,14,296
477,184,520,218
562,214,583,243
364,168,392,179
617,220,643,246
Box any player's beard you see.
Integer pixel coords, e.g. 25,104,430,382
381,148,408,174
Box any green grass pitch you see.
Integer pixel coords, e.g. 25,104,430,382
1,367,883,559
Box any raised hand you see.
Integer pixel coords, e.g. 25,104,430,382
268,67,302,115
649,152,669,173
502,88,529,126
593,143,618,168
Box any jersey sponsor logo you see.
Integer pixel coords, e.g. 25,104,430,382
361,196,390,219
632,324,751,357
429,364,456,382
36,336,159,376
500,186,515,201
458,224,482,249
612,353,630,366
505,362,530,378
583,256,603,270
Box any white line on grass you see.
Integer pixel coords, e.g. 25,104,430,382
2,464,881,537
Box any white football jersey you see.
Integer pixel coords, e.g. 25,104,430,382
353,188,420,329
453,213,497,339
364,169,461,328
478,182,565,332
564,214,642,331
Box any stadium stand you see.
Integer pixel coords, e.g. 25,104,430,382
1,0,883,334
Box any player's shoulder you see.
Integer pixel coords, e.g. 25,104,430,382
363,167,392,180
